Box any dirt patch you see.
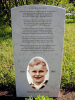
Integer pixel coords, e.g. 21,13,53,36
0,91,8,96
54,91,75,100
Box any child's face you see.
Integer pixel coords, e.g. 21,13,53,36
28,64,48,85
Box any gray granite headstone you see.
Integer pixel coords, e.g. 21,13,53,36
11,5,65,97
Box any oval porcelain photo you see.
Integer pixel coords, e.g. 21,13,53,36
27,57,49,90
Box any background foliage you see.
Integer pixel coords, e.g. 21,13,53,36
0,0,75,26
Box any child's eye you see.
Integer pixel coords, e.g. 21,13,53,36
32,71,36,73
39,70,44,72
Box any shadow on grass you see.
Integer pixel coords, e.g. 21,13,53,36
62,83,75,93
0,84,36,100
0,84,16,96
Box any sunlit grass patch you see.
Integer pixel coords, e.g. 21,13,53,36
61,20,75,89
0,25,15,86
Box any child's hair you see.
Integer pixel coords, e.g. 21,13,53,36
29,58,46,68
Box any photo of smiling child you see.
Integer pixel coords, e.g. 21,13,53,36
27,57,49,90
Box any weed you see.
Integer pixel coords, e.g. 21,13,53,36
35,95,53,100
25,95,53,100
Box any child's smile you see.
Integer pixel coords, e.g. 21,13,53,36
28,64,48,85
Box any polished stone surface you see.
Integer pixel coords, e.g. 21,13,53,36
11,5,65,97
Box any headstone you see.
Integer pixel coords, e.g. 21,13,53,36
11,5,65,97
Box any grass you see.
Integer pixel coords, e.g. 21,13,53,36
0,19,75,94
26,95,53,100
0,25,15,87
61,19,75,89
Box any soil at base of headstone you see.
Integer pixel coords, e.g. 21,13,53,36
54,91,75,100
0,88,75,100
